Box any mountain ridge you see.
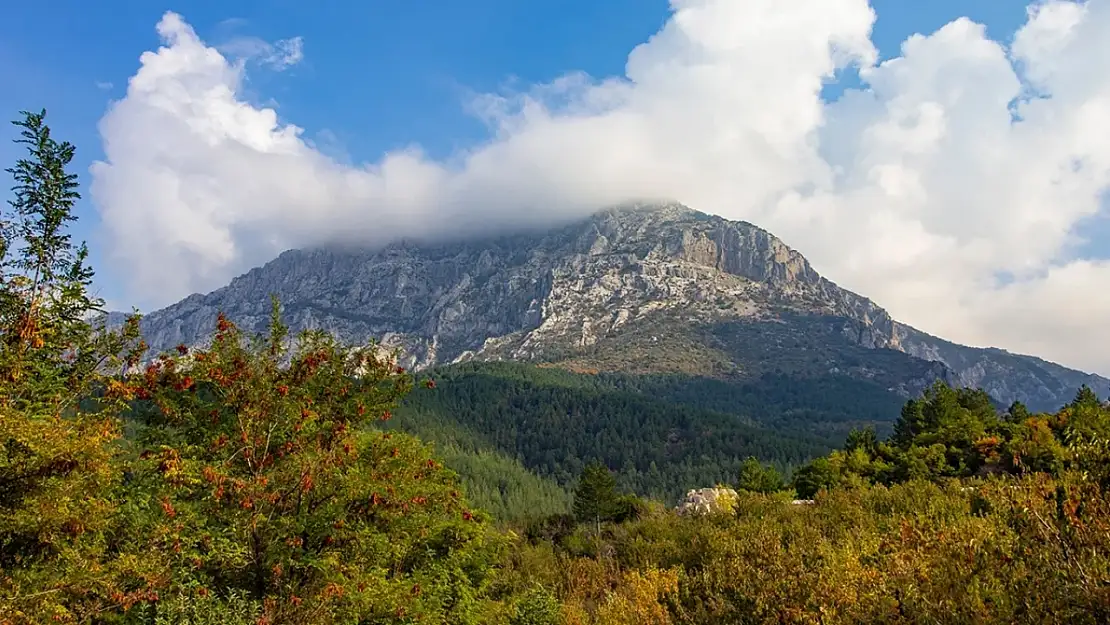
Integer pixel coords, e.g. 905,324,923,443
115,202,1108,412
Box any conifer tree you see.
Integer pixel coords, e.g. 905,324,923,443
573,461,618,538
736,456,784,494
0,109,142,624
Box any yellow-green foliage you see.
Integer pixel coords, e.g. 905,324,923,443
0,110,145,624
505,477,1110,624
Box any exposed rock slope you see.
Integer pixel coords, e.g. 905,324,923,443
126,202,1107,412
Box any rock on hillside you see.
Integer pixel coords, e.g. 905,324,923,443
676,487,739,516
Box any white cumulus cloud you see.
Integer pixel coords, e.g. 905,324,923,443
90,1,1110,375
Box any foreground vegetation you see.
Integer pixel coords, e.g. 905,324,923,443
2,110,1109,623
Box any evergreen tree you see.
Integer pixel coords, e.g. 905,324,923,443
792,457,838,499
573,461,618,537
1072,385,1101,409
736,456,784,494
843,426,879,455
0,110,142,623
1007,400,1031,424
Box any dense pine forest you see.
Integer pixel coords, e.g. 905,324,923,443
389,363,831,502
3,110,1110,624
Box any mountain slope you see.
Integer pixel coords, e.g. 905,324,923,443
126,202,1107,412
387,361,917,502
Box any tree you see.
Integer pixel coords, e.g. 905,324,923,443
1007,401,1031,424
573,461,618,538
792,457,838,499
0,109,140,409
843,427,879,455
736,457,783,494
118,301,503,624
0,110,142,624
890,381,1002,476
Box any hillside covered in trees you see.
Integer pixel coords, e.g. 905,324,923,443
387,361,907,503
2,111,1110,624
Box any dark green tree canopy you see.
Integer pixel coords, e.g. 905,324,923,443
736,456,784,494
573,461,619,530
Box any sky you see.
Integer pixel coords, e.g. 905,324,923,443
2,0,1110,376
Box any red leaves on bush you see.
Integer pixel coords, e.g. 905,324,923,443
215,313,232,334
160,497,176,519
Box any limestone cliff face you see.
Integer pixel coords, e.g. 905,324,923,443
125,202,1107,412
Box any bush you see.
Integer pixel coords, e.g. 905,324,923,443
510,585,562,625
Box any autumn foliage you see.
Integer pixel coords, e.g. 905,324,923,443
114,301,502,624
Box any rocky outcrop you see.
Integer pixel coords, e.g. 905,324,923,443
121,202,1108,412
675,487,739,516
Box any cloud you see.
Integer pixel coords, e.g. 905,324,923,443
217,33,303,71
95,81,114,91
90,2,1110,375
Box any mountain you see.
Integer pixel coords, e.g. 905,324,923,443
126,202,1106,413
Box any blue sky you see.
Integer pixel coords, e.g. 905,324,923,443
3,0,1110,374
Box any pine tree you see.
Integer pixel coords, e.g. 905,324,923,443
0,109,142,623
843,427,879,455
573,461,618,538
1007,400,1031,424
736,456,784,494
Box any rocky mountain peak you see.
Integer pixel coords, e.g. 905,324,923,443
571,202,820,288
122,202,1108,412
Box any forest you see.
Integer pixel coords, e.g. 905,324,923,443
2,110,1109,624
